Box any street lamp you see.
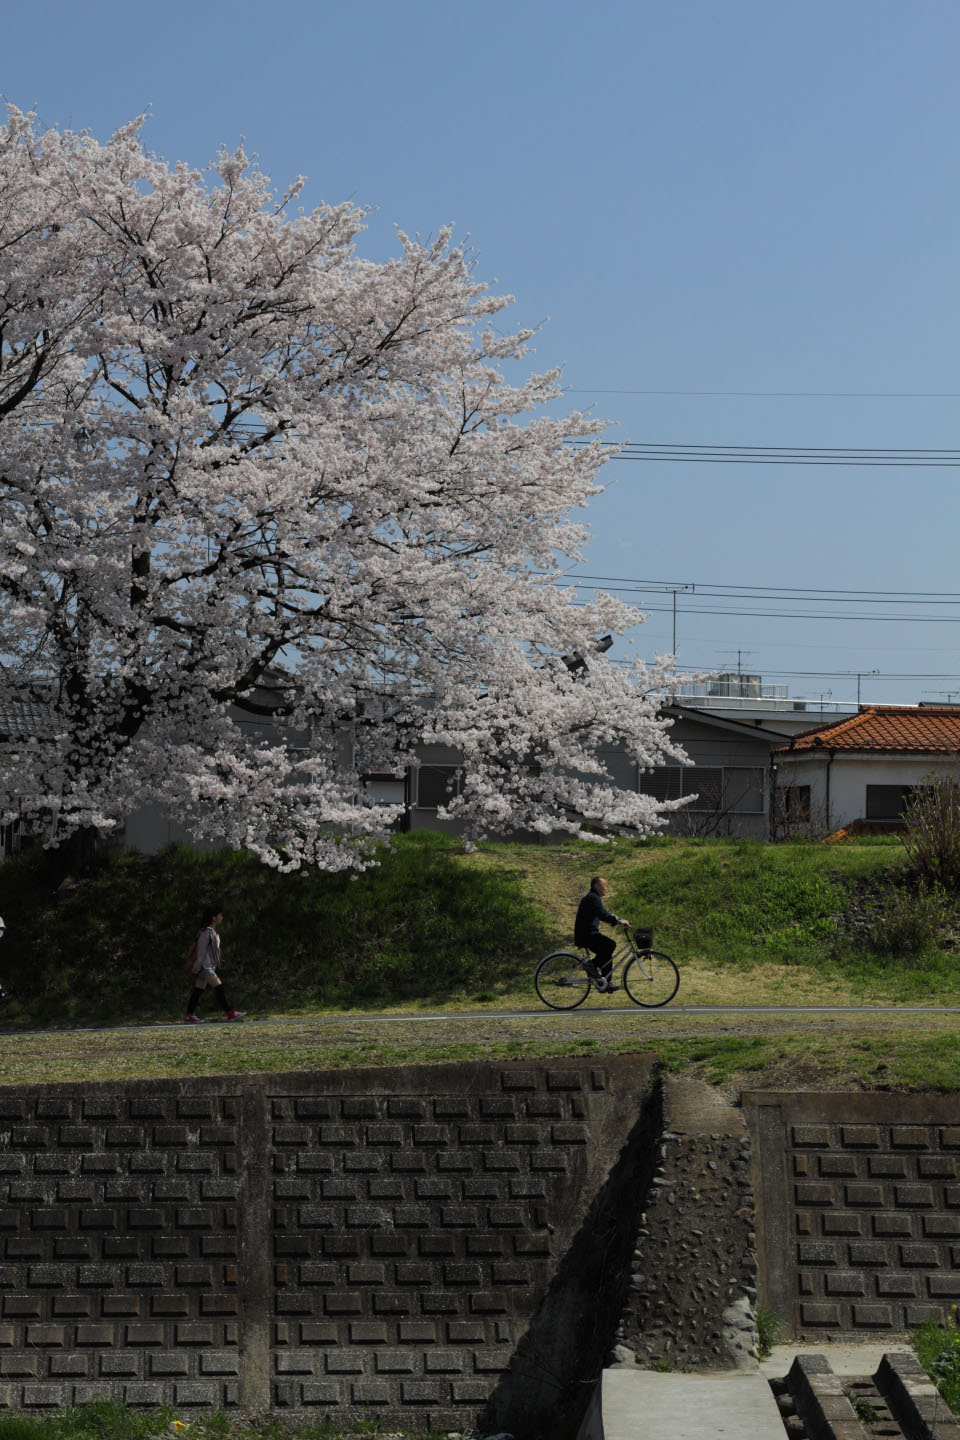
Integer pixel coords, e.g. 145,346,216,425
563,634,614,675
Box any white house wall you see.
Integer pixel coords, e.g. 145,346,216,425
775,752,960,832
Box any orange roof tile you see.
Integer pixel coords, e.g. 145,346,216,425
780,706,960,754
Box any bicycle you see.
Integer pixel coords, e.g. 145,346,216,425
534,925,679,1010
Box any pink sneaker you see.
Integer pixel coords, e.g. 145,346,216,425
226,1010,246,1022
184,1013,204,1023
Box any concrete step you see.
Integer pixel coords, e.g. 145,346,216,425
578,1349,960,1440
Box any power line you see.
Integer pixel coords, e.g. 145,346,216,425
560,583,960,625
565,387,960,399
567,599,960,624
569,440,960,467
559,573,960,628
565,584,960,610
569,575,960,598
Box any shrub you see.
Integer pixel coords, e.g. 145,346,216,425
756,1308,782,1360
859,885,953,957
903,775,960,890
914,1311,960,1418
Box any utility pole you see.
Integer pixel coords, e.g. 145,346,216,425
666,584,694,656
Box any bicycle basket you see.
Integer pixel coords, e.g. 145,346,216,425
634,926,654,949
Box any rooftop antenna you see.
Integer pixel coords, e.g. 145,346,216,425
923,689,960,705
845,669,880,707
719,649,756,678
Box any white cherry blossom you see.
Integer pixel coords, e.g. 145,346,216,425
0,110,689,869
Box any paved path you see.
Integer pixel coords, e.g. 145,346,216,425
276,1002,959,1021
2,1001,960,1038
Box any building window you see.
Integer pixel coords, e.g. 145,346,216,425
721,768,765,815
777,785,811,822
865,783,919,821
639,767,685,803
415,765,464,809
639,766,765,814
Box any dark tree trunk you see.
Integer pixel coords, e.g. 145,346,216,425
44,825,104,883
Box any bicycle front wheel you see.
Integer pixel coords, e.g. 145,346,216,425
535,952,592,1010
623,951,680,1008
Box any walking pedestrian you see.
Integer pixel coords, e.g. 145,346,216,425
184,902,246,1023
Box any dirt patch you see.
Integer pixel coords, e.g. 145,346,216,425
458,842,658,941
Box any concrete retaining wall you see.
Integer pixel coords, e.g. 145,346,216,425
5,1067,957,1430
746,1091,960,1339
0,1057,659,1436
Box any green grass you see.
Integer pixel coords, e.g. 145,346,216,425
844,1392,880,1424
755,1309,782,1361
0,833,551,1026
0,1403,444,1440
0,1402,172,1440
0,1007,958,1092
612,835,960,1003
614,835,896,966
914,1315,960,1419
2,832,960,1032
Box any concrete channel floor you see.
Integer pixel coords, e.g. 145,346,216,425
585,1344,906,1439
594,1370,784,1440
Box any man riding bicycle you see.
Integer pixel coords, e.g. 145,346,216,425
574,876,630,992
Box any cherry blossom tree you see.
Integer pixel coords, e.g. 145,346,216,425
0,109,688,869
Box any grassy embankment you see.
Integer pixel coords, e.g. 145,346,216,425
0,831,959,1090
0,839,956,1431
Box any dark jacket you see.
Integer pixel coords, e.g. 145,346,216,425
574,890,620,947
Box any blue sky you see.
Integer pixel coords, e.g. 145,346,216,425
4,0,959,706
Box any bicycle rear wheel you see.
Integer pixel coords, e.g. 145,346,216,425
623,951,680,1008
535,951,592,1010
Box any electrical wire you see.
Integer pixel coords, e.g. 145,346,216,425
559,574,960,623
568,575,960,598
564,585,960,610
558,587,960,625
567,439,960,467
564,387,960,399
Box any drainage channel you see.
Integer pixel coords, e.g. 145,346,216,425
770,1351,960,1440
585,1351,960,1440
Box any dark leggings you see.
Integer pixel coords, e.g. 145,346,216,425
188,985,231,1015
585,933,616,980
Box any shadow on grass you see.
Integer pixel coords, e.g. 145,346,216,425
0,835,552,1028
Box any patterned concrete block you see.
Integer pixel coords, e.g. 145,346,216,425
746,1092,960,1338
0,1057,656,1430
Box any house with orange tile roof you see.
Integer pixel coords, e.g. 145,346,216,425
773,706,960,834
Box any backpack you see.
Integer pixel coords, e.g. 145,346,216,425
184,938,198,978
